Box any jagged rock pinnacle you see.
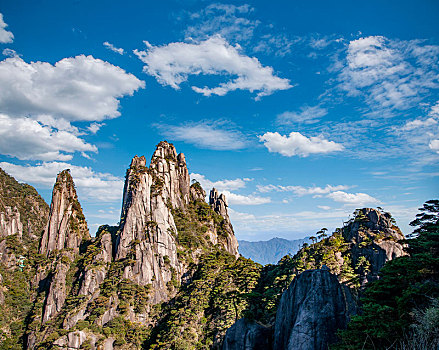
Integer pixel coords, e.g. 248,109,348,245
39,170,89,256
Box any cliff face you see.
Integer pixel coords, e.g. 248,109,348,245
273,268,357,350
37,170,90,324
0,168,49,347
116,141,239,304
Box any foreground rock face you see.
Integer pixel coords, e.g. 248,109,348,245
343,208,406,284
222,318,272,350
273,268,357,350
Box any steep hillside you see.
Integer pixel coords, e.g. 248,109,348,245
0,168,49,348
238,237,310,265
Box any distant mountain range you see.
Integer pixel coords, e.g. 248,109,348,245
238,237,310,265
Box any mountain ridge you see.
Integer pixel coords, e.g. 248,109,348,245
238,237,310,265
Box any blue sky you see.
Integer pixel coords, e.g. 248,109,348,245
0,0,438,240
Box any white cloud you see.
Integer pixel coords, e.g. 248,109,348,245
134,35,291,99
155,120,248,150
429,139,439,154
338,36,439,111
258,131,344,157
0,13,14,43
0,161,124,202
103,41,125,55
2,48,17,57
257,184,350,196
318,205,331,210
222,190,271,205
87,122,105,134
277,105,328,125
190,173,249,192
0,55,144,121
0,114,96,161
185,4,258,43
402,117,437,131
327,191,380,206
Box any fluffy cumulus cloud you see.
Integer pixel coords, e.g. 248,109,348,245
326,191,380,206
134,35,291,99
277,105,328,125
190,173,249,192
103,41,125,55
0,55,144,121
258,131,344,157
257,184,350,196
0,114,96,161
0,161,124,202
0,13,14,43
0,55,144,161
155,120,248,150
338,36,439,111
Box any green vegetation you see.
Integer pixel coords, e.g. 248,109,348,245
334,200,439,349
148,250,261,349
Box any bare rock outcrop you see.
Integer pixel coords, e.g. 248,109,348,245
39,170,90,256
210,188,239,258
343,208,406,285
273,268,357,350
0,206,23,238
115,142,189,304
38,170,90,322
222,318,272,350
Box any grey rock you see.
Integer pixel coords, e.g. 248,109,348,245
209,188,239,258
222,318,272,350
39,170,90,256
343,208,407,284
273,269,357,350
0,206,23,238
39,170,90,323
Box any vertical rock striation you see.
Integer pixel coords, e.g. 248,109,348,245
222,318,272,350
39,170,90,256
273,268,357,350
210,188,239,258
116,142,189,304
38,170,90,323
0,206,23,238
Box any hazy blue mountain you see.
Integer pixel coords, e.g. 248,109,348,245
238,237,310,265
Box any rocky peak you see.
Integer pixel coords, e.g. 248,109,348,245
343,208,406,285
39,170,89,256
149,141,191,209
210,188,230,221
190,181,206,202
115,142,189,304
209,188,239,258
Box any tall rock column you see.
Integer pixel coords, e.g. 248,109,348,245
39,170,90,256
116,141,190,304
210,188,239,257
38,170,90,323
